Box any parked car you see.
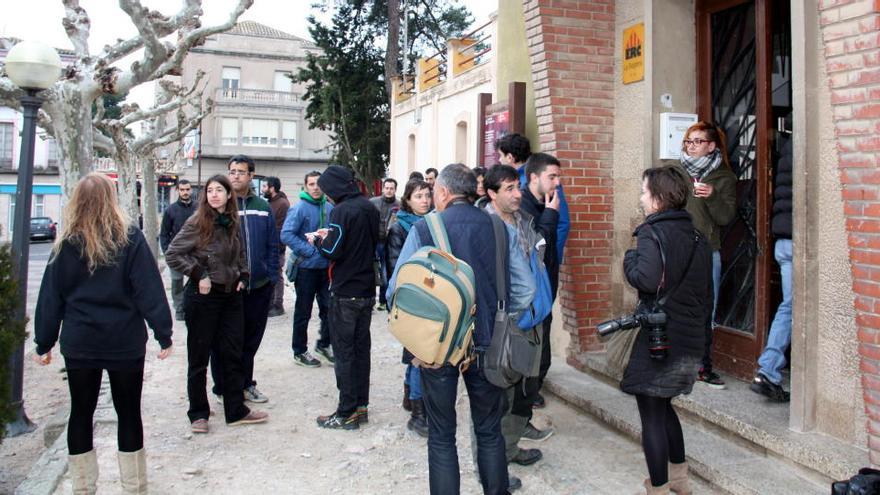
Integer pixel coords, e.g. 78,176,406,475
30,217,56,241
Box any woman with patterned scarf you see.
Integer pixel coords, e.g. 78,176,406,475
384,178,432,437
678,121,737,390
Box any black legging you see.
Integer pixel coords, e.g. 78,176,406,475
635,394,686,487
67,367,144,455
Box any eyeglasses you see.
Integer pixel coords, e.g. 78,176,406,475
228,170,250,177
683,138,710,147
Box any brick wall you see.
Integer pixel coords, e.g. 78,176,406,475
522,0,616,363
818,0,880,465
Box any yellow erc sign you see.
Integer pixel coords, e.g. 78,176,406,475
623,23,645,84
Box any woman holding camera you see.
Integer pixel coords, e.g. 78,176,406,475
621,166,713,495
166,174,268,433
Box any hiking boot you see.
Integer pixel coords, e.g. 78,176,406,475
294,352,321,368
509,475,523,492
509,447,543,466
532,393,546,409
190,419,209,434
244,385,268,403
407,399,428,438
316,411,359,430
402,383,412,412
267,306,285,318
522,421,554,442
228,410,269,426
356,406,369,425
750,373,790,402
315,345,335,364
697,369,726,390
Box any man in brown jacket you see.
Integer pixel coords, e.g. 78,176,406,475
263,176,290,317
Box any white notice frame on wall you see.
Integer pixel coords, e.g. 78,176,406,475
659,113,698,160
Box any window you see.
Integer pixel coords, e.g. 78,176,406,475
221,118,238,145
281,121,297,148
242,119,277,146
47,139,58,167
455,121,468,164
0,123,13,168
274,71,293,93
221,67,240,97
33,195,44,217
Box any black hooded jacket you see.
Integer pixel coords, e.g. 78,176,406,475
316,166,380,298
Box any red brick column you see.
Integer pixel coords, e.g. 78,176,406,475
522,0,616,364
818,0,880,465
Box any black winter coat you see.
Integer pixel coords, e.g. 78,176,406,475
35,228,173,360
772,138,792,239
620,209,712,398
317,166,380,298
385,217,418,364
159,199,195,253
519,187,561,298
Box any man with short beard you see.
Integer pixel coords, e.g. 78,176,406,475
369,178,399,311
262,176,290,317
160,179,195,321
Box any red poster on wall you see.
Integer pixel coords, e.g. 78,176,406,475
483,105,509,166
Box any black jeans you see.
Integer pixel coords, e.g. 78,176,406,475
420,353,509,495
185,284,250,423
329,294,373,416
66,366,144,455
292,267,331,355
211,281,273,392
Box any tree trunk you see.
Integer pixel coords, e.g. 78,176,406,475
114,144,140,223
45,87,95,198
385,0,401,101
142,157,160,259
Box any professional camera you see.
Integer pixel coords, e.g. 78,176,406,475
596,310,669,360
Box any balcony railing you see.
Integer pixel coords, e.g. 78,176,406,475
214,88,302,107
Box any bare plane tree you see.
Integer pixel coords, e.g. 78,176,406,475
0,0,252,198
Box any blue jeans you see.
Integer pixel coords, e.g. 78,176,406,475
757,239,793,385
406,364,422,400
292,267,331,355
420,354,509,495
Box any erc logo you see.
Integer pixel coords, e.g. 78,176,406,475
625,31,642,60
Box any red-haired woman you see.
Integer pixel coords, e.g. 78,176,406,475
166,174,268,434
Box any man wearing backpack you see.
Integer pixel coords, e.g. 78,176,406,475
312,165,380,430
483,165,553,477
387,164,534,495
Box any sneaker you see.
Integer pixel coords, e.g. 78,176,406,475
294,352,321,368
190,419,209,434
175,312,185,321
355,406,369,425
244,385,268,403
532,393,546,409
315,345,335,364
697,369,726,389
316,411,359,430
750,373,790,402
228,410,269,426
214,393,223,405
509,447,543,466
376,303,387,311
521,421,554,442
267,306,285,318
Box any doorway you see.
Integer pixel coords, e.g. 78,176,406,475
696,0,792,379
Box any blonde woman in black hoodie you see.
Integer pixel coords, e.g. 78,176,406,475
165,174,268,434
34,173,173,494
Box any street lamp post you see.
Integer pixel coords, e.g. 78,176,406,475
4,40,61,437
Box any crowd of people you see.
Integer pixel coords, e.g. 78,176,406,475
29,122,793,495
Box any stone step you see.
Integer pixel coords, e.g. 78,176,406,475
544,365,834,495
579,351,867,482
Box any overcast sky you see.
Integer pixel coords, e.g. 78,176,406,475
2,0,496,107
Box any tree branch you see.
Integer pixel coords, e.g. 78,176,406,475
0,78,23,110
62,0,92,58
112,0,253,95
